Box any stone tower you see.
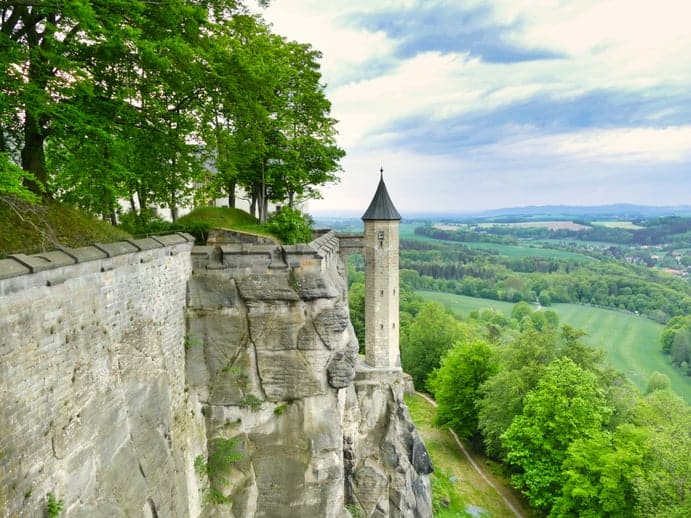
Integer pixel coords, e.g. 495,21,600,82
362,170,401,369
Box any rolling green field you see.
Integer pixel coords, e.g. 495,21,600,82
399,223,595,262
417,290,691,403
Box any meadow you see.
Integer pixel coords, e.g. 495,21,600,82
417,290,691,403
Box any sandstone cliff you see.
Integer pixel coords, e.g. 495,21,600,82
0,233,431,517
187,235,432,517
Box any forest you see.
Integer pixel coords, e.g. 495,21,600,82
1,0,343,224
349,265,690,517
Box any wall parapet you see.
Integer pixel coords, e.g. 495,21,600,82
192,229,347,274
0,233,195,296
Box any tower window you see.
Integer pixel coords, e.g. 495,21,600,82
380,290,384,296
380,324,384,330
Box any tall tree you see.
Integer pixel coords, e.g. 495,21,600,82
501,357,612,512
429,339,497,445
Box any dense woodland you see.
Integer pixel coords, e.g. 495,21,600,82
1,0,343,223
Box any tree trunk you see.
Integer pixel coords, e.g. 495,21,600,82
21,110,48,197
227,179,236,208
170,191,178,222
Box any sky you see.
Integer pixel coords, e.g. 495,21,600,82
256,0,691,215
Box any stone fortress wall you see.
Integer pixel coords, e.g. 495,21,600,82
0,234,203,517
0,231,431,517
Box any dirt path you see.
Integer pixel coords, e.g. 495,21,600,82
415,392,525,518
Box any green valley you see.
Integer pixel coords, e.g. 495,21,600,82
418,291,690,402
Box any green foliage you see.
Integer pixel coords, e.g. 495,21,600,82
185,335,204,350
344,503,365,517
273,404,288,416
400,302,472,392
239,394,263,411
2,2,343,221
348,278,366,351
118,206,268,244
400,234,691,320
431,469,472,517
46,492,64,518
552,429,640,517
265,207,313,244
645,371,672,394
0,154,38,202
429,340,497,442
420,290,690,402
501,358,612,511
196,437,243,506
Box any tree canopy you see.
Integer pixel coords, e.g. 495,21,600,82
1,1,343,221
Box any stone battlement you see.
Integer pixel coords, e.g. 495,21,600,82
190,230,356,275
0,233,195,296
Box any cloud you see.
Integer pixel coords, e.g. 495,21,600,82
257,0,691,212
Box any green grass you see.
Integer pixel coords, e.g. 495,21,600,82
418,290,516,317
462,241,595,261
177,206,259,229
417,291,691,403
405,393,534,518
0,197,130,257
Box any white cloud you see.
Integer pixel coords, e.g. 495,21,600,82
480,126,691,164
255,1,691,212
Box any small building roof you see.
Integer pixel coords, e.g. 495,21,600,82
362,171,401,221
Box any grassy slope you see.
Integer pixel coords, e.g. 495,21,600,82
405,393,534,518
417,290,690,403
177,206,259,228
0,198,130,257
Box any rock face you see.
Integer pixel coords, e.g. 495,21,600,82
344,368,433,518
187,237,432,517
0,232,432,517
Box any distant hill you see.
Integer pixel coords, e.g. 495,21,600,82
315,204,691,224
467,204,691,220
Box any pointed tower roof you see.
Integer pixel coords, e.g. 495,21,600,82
362,169,401,221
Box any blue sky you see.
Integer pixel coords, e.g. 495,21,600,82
258,0,691,214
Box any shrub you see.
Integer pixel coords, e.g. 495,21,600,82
265,207,312,244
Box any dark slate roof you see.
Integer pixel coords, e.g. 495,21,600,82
362,174,401,221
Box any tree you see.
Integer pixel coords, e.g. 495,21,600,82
400,302,469,392
501,358,612,512
476,328,562,458
671,329,691,366
429,339,497,445
630,390,691,517
552,426,643,517
645,371,672,394
1,2,342,221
